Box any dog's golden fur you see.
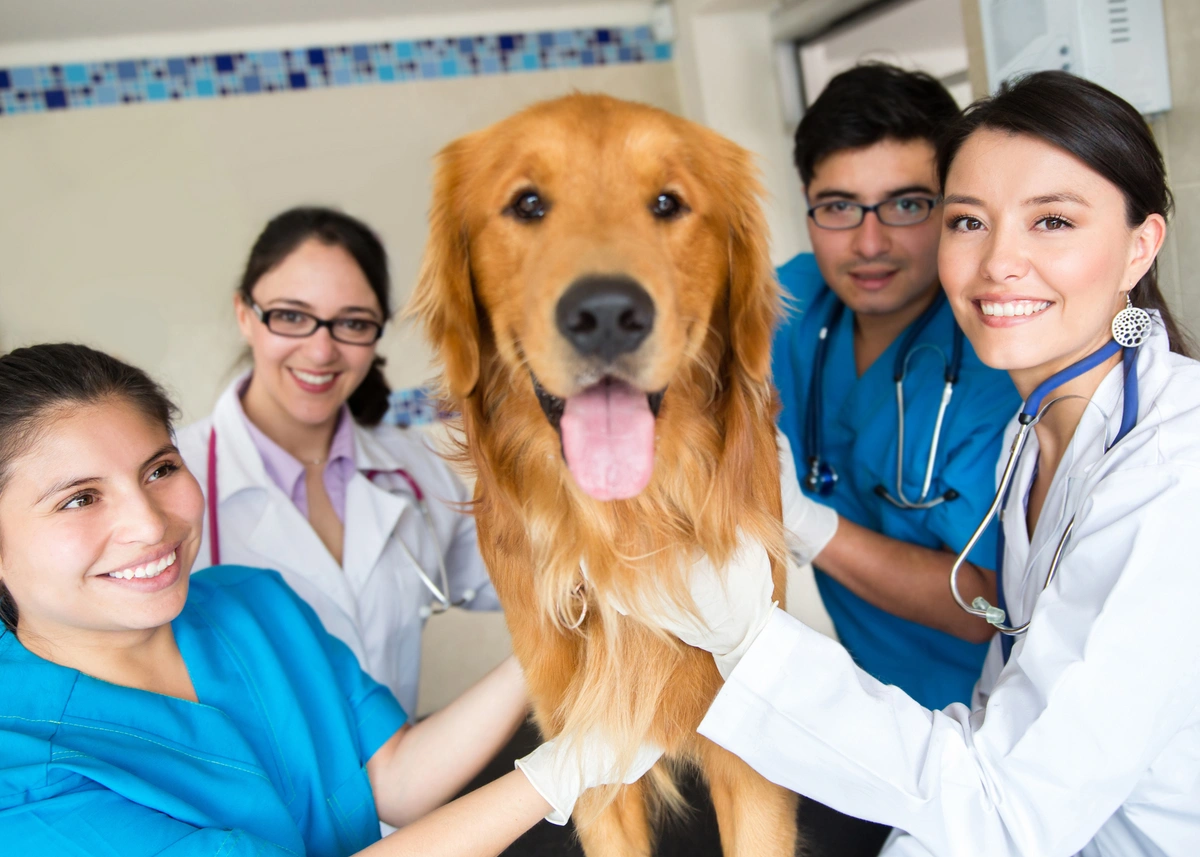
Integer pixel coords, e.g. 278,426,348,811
409,93,798,856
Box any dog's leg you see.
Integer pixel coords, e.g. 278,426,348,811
574,780,654,857
701,739,800,857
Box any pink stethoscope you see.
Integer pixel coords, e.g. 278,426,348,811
206,428,471,616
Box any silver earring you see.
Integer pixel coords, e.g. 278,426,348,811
1112,291,1151,348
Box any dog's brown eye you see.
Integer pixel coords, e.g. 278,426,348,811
507,190,546,221
650,192,686,219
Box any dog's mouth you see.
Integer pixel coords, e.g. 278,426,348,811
533,374,665,501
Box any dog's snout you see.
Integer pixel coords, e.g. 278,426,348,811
555,276,655,362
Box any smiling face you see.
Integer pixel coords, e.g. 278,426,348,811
805,138,944,319
939,129,1166,390
0,399,204,646
415,95,775,502
236,238,386,430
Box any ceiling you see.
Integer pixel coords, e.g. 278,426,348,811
0,0,619,45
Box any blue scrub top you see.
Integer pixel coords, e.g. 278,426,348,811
0,566,408,857
774,254,1020,709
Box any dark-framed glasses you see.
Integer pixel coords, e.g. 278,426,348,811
251,302,384,345
808,196,941,230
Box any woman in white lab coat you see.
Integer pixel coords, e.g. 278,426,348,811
177,207,499,715
636,72,1200,856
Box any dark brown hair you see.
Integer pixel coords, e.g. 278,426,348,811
794,62,960,186
238,207,394,425
0,343,179,634
938,71,1192,356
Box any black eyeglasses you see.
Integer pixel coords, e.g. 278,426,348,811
808,196,941,230
251,302,384,345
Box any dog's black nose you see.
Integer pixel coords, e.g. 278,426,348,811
556,276,655,362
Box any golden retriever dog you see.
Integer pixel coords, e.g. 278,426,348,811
409,93,798,856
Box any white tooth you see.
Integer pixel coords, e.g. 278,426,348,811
1003,303,1015,317
296,369,334,384
133,566,147,578
982,303,994,316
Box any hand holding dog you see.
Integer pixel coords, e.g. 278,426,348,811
516,734,664,824
777,430,839,565
629,435,836,678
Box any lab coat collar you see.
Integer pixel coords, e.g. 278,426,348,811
344,427,412,593
1064,315,1171,483
1022,318,1172,572
207,375,415,603
209,375,361,623
209,373,274,505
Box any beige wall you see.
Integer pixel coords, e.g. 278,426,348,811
959,0,1200,342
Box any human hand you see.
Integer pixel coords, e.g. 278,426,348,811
778,430,838,565
515,733,664,825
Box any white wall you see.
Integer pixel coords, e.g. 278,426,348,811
671,0,814,258
0,0,838,714
798,0,971,106
0,10,681,718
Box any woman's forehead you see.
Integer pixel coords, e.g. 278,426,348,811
6,401,170,493
253,240,382,315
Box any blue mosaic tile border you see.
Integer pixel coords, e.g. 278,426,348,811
0,26,670,117
387,386,456,429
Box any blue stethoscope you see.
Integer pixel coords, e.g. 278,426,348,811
804,292,965,509
949,338,1140,652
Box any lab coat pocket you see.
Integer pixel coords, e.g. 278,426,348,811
327,764,382,853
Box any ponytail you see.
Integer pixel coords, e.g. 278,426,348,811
348,356,392,427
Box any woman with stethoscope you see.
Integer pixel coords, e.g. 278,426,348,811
629,72,1200,855
177,207,500,716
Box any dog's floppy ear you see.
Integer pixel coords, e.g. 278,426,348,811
718,142,780,385
407,139,480,399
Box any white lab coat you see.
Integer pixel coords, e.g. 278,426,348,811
176,377,499,715
698,321,1200,857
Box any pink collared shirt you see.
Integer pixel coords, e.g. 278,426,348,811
235,388,358,522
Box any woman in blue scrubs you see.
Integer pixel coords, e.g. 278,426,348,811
0,344,659,856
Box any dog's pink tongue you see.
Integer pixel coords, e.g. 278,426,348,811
561,380,655,501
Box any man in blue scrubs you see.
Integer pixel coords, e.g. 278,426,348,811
775,62,1020,857
779,64,1022,702
778,69,1019,716
779,65,1019,708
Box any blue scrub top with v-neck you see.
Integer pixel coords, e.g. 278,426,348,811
773,253,1021,709
0,565,408,857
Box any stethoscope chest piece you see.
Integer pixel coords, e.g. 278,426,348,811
805,458,838,496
